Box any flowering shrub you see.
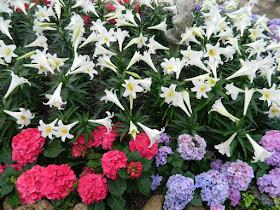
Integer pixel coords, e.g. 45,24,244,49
257,168,280,198
127,161,143,179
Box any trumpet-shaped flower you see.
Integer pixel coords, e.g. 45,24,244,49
33,19,56,34
249,26,269,41
257,84,279,107
38,118,58,139
246,134,274,163
100,89,125,110
34,5,55,22
25,34,48,49
0,2,13,15
140,51,157,72
209,98,240,122
0,40,17,63
122,76,144,99
137,122,165,147
160,84,177,104
79,31,98,48
161,58,185,79
225,83,244,100
4,71,31,99
215,133,237,157
172,92,191,116
139,0,154,9
4,108,35,129
68,58,97,80
245,39,267,58
181,90,192,114
265,103,280,118
47,53,68,71
54,120,79,142
126,51,141,70
115,28,129,51
88,111,114,133
137,77,152,93
191,79,212,99
72,0,99,17
43,82,67,110
148,18,167,33
93,44,117,57
135,33,148,48
10,0,29,15
0,17,13,40
98,28,117,48
129,121,139,140
243,88,255,116
96,55,117,73
147,36,168,54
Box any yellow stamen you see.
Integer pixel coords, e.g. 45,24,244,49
20,116,25,120
209,49,215,56
127,83,134,91
264,93,269,99
272,109,278,113
46,127,52,133
61,129,67,134
200,87,206,91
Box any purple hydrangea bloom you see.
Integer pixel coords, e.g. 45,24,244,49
260,130,280,167
220,160,254,191
268,19,280,25
228,188,241,206
210,159,223,171
195,3,201,12
268,25,280,42
150,174,163,190
158,133,171,145
177,134,206,160
163,174,195,210
210,204,225,210
257,168,280,198
155,146,173,167
195,170,229,207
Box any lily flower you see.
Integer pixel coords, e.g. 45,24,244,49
122,76,144,99
147,36,168,54
191,79,212,99
79,31,98,48
43,82,67,110
172,92,191,117
140,51,157,72
94,44,117,57
246,134,274,163
215,132,237,157
34,5,55,22
4,71,31,99
224,83,244,100
0,40,17,63
257,84,279,107
0,17,13,40
135,33,148,48
227,37,241,55
160,84,177,104
88,111,114,133
181,90,192,114
209,98,239,122
96,55,118,73
243,87,255,116
126,51,142,70
148,18,167,33
137,122,165,147
47,53,68,71
265,102,280,118
115,28,129,52
123,10,138,27
139,0,154,10
10,0,29,15
54,120,79,142
129,121,139,140
100,89,125,110
4,108,35,129
25,34,48,49
137,77,152,93
38,118,58,139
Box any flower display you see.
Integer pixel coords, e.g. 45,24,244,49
101,150,128,180
78,173,108,205
163,174,195,210
259,130,280,167
257,167,280,198
127,161,143,179
150,174,163,190
220,160,254,191
210,159,223,171
177,134,206,160
92,126,118,150
195,170,229,207
228,188,241,207
12,128,46,166
157,133,171,145
129,133,158,160
155,146,173,167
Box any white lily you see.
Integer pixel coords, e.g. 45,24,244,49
257,84,279,107
147,36,169,54
115,28,129,52
54,120,79,142
38,118,58,139
210,98,240,122
225,83,244,100
140,51,157,72
265,102,280,118
43,82,67,110
122,76,144,99
126,51,141,70
181,90,192,114
172,92,191,117
129,121,139,140
79,31,98,48
96,55,118,73
137,77,152,93
191,79,212,99
0,17,13,40
135,33,148,48
215,132,237,157
243,88,255,116
25,34,48,49
137,122,165,147
94,44,117,57
4,108,35,129
88,111,114,133
139,0,154,10
246,134,274,163
4,71,31,99
0,40,17,63
100,89,125,110
148,18,167,33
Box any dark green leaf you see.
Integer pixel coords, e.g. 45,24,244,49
1,181,14,196
136,175,151,195
88,201,105,210
107,178,127,196
117,168,130,179
190,189,203,206
127,150,142,162
8,189,20,206
43,139,66,158
107,195,126,210
86,159,101,168
87,153,103,160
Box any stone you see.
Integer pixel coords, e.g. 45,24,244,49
3,198,54,210
142,195,164,210
72,202,88,210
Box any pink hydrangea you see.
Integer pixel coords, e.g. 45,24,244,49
79,167,95,178
127,161,143,179
15,165,45,204
129,133,158,160
73,134,95,148
92,126,118,150
41,164,76,200
12,128,46,166
78,173,108,205
71,144,88,158
101,150,127,180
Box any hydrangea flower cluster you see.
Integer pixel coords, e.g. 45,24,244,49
155,146,173,167
177,134,206,160
92,126,118,150
195,170,229,207
78,173,108,205
15,164,76,204
101,150,127,180
210,159,223,171
127,161,143,179
72,134,95,158
150,174,163,190
220,160,254,191
257,167,280,198
79,167,95,178
259,130,280,167
12,128,46,166
267,19,280,42
129,133,158,160
163,174,195,210
228,188,241,207
158,133,171,145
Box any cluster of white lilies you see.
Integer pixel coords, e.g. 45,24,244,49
1,0,280,162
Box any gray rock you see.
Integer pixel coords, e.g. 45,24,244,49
142,195,164,210
72,203,88,210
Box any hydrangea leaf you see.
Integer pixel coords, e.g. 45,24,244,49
107,178,127,196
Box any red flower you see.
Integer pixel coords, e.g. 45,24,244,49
82,16,91,28
127,161,143,179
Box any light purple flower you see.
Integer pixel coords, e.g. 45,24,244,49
257,168,280,198
155,146,173,167
150,174,163,190
158,133,171,145
228,188,241,206
211,159,223,171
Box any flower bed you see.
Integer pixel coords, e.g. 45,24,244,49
0,0,280,209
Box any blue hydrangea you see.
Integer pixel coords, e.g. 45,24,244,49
150,174,163,190
163,174,195,210
158,133,171,145
155,146,173,167
195,170,229,207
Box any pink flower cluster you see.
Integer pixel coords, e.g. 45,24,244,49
127,161,143,179
129,133,158,160
12,128,46,166
92,126,118,150
15,164,76,204
72,134,95,158
260,130,280,167
78,173,108,205
101,150,127,180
